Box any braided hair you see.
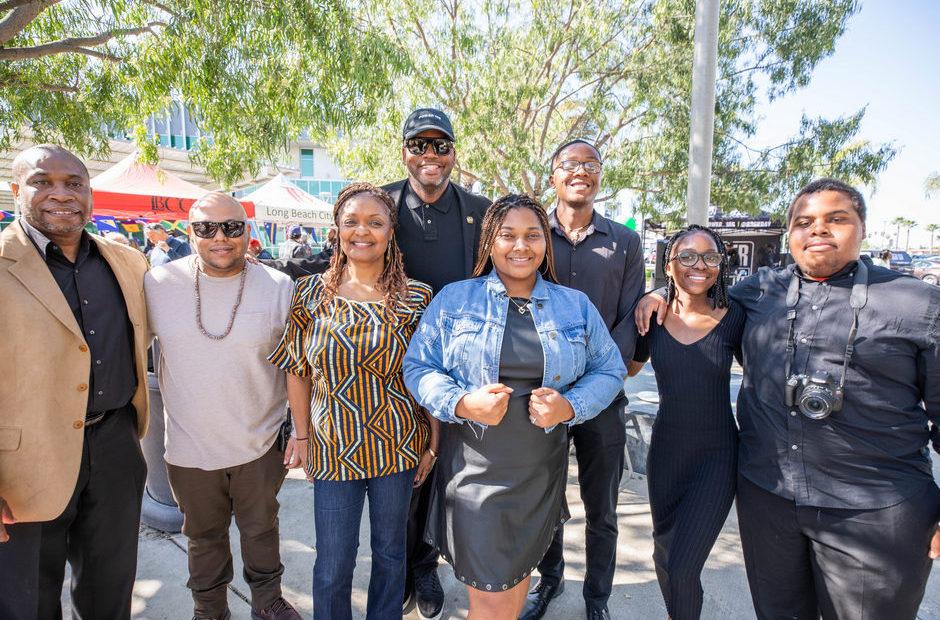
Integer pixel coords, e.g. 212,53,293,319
321,182,410,318
663,224,729,309
472,194,558,283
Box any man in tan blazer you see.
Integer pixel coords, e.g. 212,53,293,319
0,145,150,619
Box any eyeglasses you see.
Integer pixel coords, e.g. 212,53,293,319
190,220,247,239
404,137,454,156
555,159,602,174
670,250,723,268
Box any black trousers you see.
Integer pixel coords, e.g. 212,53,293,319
536,395,626,610
736,474,940,620
0,407,147,620
406,463,439,585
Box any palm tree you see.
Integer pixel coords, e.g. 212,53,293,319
926,223,939,254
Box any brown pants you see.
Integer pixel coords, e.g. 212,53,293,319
167,442,287,617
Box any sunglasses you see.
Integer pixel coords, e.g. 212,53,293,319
190,220,247,239
404,137,454,156
670,250,723,268
555,159,602,174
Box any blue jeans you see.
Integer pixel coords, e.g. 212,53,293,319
313,468,415,620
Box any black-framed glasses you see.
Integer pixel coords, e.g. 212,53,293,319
670,249,723,268
190,220,247,239
555,159,602,174
404,137,454,156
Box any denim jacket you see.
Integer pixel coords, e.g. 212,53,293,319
402,270,627,433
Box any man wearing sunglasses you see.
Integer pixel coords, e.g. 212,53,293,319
522,139,645,620
262,108,489,620
145,193,302,620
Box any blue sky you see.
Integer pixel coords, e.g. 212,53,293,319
752,0,940,249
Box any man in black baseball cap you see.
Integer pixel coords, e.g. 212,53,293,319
402,107,456,141
259,110,490,618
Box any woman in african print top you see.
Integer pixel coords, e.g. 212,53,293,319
268,183,436,620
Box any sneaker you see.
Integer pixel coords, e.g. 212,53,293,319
414,569,444,619
250,597,302,620
193,611,230,620
403,580,416,614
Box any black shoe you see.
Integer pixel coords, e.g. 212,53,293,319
586,606,610,620
414,569,444,619
519,579,564,620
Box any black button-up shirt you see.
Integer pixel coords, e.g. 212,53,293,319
397,183,466,294
21,221,137,417
733,258,940,509
549,210,646,367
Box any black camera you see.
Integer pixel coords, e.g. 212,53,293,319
784,370,844,420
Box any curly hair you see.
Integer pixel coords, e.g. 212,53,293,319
663,224,729,309
320,182,409,317
472,193,557,283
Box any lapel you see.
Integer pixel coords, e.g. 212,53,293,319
93,236,144,326
2,221,84,340
451,185,477,277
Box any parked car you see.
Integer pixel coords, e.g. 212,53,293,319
913,259,940,285
862,249,914,274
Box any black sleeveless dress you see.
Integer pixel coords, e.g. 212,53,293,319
633,300,745,619
425,300,570,592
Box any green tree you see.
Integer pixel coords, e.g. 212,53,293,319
926,172,940,198
891,216,916,251
0,0,405,186
925,223,939,254
330,0,894,222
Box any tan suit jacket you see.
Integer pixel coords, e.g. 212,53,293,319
0,221,150,523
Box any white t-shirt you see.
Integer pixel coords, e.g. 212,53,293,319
144,256,293,470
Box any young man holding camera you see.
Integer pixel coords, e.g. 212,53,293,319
638,178,940,618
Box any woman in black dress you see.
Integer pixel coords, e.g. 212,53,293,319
629,225,744,619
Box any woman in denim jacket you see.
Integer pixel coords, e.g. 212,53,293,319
403,194,626,619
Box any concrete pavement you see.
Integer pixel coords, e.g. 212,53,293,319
62,367,940,618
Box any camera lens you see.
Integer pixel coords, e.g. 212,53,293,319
799,393,832,420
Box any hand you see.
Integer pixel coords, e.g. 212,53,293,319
455,383,513,426
634,291,667,336
156,240,170,252
244,253,260,264
528,387,575,428
0,497,13,543
627,360,646,377
283,437,309,475
930,524,940,560
413,449,438,487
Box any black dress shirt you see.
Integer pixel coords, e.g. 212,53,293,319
548,210,646,366
397,183,466,294
732,258,940,509
21,221,137,418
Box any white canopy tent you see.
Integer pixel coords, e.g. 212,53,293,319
243,174,334,227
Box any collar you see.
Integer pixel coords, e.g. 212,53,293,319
548,209,609,241
794,259,860,283
404,181,453,214
484,269,550,301
19,218,54,258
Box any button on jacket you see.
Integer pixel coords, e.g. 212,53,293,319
733,257,940,509
402,271,627,432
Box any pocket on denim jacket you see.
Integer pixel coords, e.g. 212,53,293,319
561,325,588,377
443,314,487,370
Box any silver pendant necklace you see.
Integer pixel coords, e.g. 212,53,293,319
193,259,248,340
508,296,530,315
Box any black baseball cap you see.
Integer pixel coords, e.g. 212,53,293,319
402,108,455,142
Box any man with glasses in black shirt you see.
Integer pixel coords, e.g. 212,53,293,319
638,179,940,619
522,139,645,620
263,108,489,619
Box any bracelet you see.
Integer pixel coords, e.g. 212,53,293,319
294,437,309,441
428,447,438,458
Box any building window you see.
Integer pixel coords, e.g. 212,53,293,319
300,149,314,177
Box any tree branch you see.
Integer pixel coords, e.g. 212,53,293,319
0,0,59,46
0,21,163,60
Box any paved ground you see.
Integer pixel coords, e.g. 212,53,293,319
63,368,940,619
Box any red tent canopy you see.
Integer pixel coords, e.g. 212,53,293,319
90,153,253,219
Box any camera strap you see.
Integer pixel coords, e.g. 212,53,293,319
784,260,869,393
